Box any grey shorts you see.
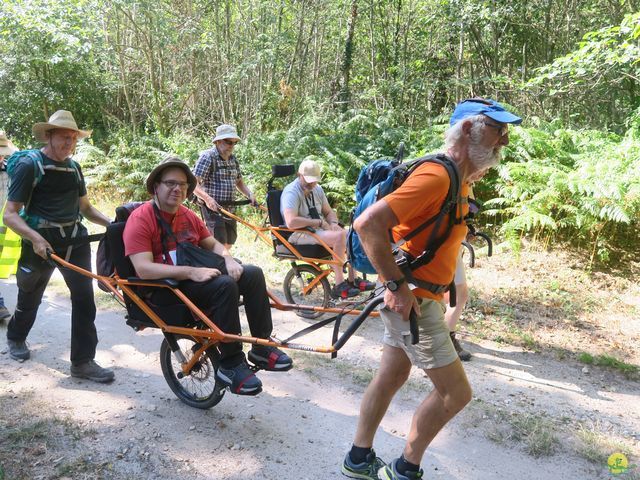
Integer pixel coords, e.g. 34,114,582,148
380,298,458,370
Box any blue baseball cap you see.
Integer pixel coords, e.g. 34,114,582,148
450,98,522,126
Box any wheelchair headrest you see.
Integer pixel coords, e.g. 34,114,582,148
271,164,295,178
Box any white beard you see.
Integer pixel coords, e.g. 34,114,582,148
468,123,502,171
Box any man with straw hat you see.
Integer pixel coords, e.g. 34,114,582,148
0,131,18,322
3,110,114,383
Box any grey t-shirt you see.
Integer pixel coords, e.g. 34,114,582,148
280,178,330,225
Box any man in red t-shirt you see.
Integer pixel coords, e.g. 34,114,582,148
341,99,522,480
123,157,292,396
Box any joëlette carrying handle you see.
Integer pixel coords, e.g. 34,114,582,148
409,309,419,345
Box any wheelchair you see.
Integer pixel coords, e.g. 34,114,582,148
212,164,375,319
48,201,382,410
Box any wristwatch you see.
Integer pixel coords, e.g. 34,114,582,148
384,277,406,292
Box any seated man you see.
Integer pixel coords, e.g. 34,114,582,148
123,157,292,396
281,159,373,298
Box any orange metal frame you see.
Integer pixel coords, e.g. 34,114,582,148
216,205,355,298
50,252,378,373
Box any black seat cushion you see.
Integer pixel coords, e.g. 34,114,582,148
275,243,332,259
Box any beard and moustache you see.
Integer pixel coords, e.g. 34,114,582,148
468,122,503,172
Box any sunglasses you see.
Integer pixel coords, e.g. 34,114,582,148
222,139,239,146
482,120,509,136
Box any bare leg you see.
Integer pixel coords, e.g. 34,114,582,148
353,345,412,447
444,280,468,332
314,229,348,285
402,359,472,464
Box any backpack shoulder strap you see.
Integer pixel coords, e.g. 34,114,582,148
398,153,461,244
405,154,463,271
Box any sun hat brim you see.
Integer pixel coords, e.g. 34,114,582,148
146,159,197,196
32,123,92,143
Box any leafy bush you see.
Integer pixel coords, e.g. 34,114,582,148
482,122,640,264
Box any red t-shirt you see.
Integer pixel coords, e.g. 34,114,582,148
123,201,211,264
384,162,469,299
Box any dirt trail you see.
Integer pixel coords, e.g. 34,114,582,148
1,273,638,480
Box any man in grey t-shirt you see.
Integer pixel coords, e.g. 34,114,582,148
280,160,373,298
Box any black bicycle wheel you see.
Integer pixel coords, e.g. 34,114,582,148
159,334,226,409
283,264,331,319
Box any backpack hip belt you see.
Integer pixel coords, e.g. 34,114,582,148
36,218,81,262
395,249,450,295
35,218,80,229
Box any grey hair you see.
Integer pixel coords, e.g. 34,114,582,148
444,114,486,150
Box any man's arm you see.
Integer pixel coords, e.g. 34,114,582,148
282,207,326,230
236,178,256,205
3,200,52,258
193,181,219,212
129,251,221,283
354,199,419,320
320,198,342,231
79,196,111,227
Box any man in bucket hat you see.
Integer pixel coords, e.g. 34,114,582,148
341,98,521,480
192,124,257,250
123,157,292,396
0,131,18,322
3,110,115,383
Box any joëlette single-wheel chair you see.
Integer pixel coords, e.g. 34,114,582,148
47,203,384,410
210,164,375,320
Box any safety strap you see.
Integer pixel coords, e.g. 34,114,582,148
152,201,178,265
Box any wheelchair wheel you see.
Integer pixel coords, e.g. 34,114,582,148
283,264,331,319
160,335,226,409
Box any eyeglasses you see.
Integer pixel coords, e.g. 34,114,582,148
160,180,189,191
482,120,508,136
222,139,239,146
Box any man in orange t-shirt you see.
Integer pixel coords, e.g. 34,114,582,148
341,98,522,480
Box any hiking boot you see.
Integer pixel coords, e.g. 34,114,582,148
7,339,30,361
216,361,263,395
450,331,471,361
378,458,424,480
70,360,115,383
331,281,360,299
342,450,386,479
352,277,376,292
248,345,293,371
0,307,11,322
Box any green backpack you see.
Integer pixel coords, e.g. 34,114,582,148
6,149,82,228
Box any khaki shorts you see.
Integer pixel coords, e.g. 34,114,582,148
289,230,325,244
380,298,458,370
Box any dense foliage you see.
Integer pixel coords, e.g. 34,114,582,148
1,0,639,264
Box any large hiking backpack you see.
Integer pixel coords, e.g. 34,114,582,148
347,152,462,278
6,149,82,228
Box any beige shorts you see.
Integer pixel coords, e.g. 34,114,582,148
288,230,325,245
380,298,458,370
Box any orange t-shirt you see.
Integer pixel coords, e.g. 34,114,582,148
384,162,469,299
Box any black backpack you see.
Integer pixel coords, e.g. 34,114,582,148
95,202,144,291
